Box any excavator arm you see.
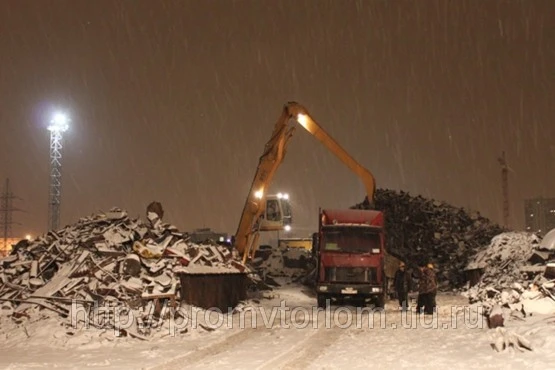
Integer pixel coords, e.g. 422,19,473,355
234,102,376,261
233,106,296,261
288,104,376,206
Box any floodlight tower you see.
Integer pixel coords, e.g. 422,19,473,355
47,112,69,231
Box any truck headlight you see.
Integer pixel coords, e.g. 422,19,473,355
372,287,382,293
319,286,328,292
371,248,380,253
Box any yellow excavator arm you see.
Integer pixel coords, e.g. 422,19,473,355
234,102,376,261
288,104,376,205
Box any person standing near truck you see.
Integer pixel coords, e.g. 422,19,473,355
394,262,412,311
417,261,437,314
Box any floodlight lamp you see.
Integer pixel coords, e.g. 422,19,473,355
296,113,308,128
48,112,69,132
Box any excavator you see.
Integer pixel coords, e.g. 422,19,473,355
233,102,376,263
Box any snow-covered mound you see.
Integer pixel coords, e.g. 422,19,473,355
464,232,555,316
466,232,540,272
0,206,248,341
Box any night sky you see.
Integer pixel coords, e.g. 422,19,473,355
1,0,554,239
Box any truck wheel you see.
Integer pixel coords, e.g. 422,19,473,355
374,294,385,309
317,294,328,308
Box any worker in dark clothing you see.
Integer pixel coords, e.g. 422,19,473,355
417,261,437,315
394,261,412,311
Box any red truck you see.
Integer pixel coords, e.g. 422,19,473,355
313,208,389,308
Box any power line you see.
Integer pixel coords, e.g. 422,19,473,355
0,178,23,250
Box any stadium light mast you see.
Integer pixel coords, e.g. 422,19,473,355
47,112,69,231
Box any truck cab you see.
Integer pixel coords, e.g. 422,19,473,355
314,209,387,308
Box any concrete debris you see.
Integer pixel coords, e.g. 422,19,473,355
0,206,248,340
487,304,505,329
540,228,555,251
492,327,533,353
352,188,505,288
463,232,555,321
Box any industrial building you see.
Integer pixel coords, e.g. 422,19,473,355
525,197,555,235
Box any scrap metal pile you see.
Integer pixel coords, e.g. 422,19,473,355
251,244,313,283
352,189,505,288
0,204,247,340
464,232,555,319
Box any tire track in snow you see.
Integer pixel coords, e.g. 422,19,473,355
146,328,260,370
255,309,370,370
258,326,345,370
252,327,324,370
267,306,399,369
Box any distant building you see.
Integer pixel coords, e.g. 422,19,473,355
525,197,555,236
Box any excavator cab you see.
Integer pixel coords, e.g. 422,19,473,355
259,193,292,231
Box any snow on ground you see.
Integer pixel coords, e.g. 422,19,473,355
1,282,554,369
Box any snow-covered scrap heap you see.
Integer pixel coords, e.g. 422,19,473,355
250,244,313,281
352,189,504,288
0,205,247,339
464,232,555,316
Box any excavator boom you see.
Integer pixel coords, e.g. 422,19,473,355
234,102,376,261
288,103,376,205
233,107,295,260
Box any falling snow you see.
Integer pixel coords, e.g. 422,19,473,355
1,0,554,239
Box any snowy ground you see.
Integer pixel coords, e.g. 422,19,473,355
1,282,554,369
